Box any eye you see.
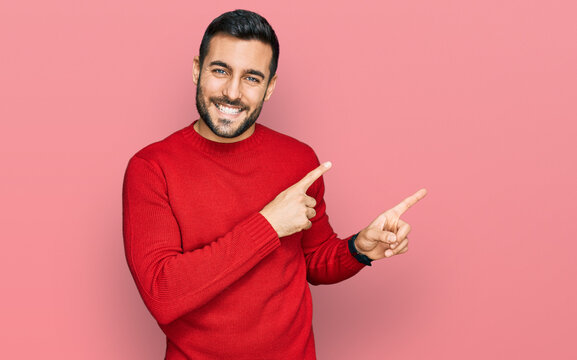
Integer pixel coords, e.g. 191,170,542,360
245,76,260,83
212,68,227,75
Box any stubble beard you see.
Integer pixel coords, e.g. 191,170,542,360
195,83,266,139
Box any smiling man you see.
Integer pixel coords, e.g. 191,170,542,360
123,9,426,360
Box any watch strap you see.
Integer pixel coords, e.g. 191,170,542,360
348,233,373,266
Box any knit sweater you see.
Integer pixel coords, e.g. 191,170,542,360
122,122,365,359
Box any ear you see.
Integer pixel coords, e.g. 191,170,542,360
264,74,278,101
192,56,200,85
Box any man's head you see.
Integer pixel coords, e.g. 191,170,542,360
192,10,280,143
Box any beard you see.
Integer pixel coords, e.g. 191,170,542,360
195,83,266,139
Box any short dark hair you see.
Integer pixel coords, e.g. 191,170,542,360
198,9,280,79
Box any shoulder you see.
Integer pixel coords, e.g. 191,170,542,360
130,125,191,164
258,124,318,165
257,124,323,193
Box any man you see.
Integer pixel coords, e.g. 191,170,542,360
123,9,426,359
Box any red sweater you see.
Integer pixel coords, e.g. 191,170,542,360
122,122,365,359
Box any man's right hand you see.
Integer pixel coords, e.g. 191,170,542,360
260,162,332,238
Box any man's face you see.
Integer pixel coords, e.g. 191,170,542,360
193,33,277,142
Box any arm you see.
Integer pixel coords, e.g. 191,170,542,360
303,180,429,282
258,160,365,285
301,168,366,285
122,156,280,325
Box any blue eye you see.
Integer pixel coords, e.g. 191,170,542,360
246,76,260,83
213,69,226,75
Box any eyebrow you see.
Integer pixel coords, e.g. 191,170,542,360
209,61,266,80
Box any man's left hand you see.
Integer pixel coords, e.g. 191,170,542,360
354,189,427,260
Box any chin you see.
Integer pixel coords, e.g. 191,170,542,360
208,120,246,139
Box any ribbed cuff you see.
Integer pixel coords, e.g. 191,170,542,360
241,212,281,259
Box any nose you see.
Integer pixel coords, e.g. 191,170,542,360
223,76,241,100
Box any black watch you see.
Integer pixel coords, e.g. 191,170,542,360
348,233,373,266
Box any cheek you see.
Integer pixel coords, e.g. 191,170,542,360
242,87,267,104
199,77,225,95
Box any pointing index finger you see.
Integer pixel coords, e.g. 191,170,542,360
296,162,332,191
390,188,428,216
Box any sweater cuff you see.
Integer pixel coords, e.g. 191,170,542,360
241,212,281,259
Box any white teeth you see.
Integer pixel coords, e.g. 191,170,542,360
216,103,242,114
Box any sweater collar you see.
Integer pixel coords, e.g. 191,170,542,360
181,120,265,155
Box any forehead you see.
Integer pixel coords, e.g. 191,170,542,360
205,33,273,77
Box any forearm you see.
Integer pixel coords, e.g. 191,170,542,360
304,233,365,285
301,187,365,284
124,212,279,324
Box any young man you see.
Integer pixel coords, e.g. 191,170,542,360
123,9,426,359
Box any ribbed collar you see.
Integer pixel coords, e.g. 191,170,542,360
181,120,266,155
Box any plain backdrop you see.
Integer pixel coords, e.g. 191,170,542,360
1,0,576,359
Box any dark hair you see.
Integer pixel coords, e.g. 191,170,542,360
198,9,280,79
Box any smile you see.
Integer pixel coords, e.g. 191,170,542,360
215,103,243,115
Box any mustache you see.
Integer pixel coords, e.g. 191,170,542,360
210,96,247,109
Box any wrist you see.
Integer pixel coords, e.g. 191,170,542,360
259,210,279,237
348,233,373,266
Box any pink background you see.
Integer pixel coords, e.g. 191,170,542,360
1,0,576,359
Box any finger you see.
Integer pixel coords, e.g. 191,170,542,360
381,231,397,244
304,195,317,208
390,188,428,217
396,219,412,243
397,246,408,254
368,213,387,230
306,207,316,219
392,238,409,255
385,238,408,257
371,213,396,232
295,162,332,191
303,220,313,230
